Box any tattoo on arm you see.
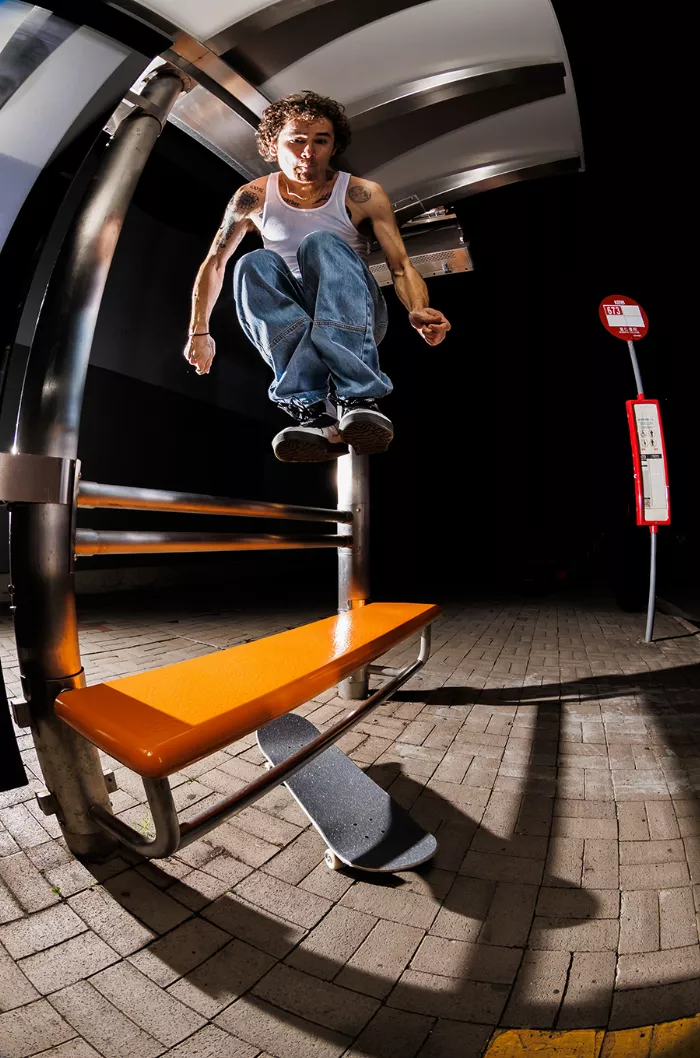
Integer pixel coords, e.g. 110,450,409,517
349,185,371,204
214,186,261,249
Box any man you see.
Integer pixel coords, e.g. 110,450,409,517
185,90,451,461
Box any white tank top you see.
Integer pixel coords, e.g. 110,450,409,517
260,170,371,279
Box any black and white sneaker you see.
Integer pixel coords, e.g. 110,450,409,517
337,399,394,455
272,399,349,462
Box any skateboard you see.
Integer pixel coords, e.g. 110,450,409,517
257,713,438,872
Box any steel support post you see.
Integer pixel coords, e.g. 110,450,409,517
9,68,187,858
337,451,370,698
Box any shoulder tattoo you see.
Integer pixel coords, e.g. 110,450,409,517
348,184,371,204
214,186,262,249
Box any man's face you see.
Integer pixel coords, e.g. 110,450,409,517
272,116,336,182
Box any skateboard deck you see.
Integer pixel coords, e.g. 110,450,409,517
257,713,437,872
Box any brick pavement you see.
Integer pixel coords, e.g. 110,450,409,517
2,596,700,1057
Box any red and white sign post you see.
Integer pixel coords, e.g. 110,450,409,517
599,296,668,642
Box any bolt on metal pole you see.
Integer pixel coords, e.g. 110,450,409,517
9,68,187,858
644,527,658,643
337,450,370,699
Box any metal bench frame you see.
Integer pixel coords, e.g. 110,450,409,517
0,66,435,860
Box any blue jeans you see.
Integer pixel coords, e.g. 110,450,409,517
234,230,392,408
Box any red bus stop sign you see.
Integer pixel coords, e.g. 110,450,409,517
599,294,649,340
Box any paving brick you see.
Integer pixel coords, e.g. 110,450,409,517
619,861,691,890
19,930,120,994
286,904,376,980
459,850,543,885
344,1008,434,1058
0,803,51,849
91,961,206,1047
557,951,616,1030
341,879,438,929
202,892,306,958
415,1018,492,1058
0,852,60,912
68,885,155,956
554,800,617,819
32,1040,103,1058
659,887,697,949
543,837,583,887
44,860,96,898
263,829,324,884
551,817,618,839
478,882,538,948
128,917,229,987
582,839,619,889
387,968,509,1024
335,919,424,998
253,962,379,1036
102,870,191,934
167,938,275,1018
234,870,331,929
50,979,164,1058
619,838,685,864
616,944,700,989
26,840,72,872
609,977,700,1030
530,916,619,951
619,890,659,954
161,1025,257,1058
411,935,522,984
204,821,278,867
536,887,619,920
645,800,680,839
0,998,76,1058
430,877,494,943
501,950,571,1028
0,940,39,1011
215,995,350,1058
0,902,87,959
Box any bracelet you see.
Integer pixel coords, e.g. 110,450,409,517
189,331,209,337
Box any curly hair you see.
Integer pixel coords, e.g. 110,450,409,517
255,90,352,162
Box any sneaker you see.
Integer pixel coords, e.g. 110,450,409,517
272,399,349,462
337,398,394,455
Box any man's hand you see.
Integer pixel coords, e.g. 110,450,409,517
184,334,216,375
408,307,451,346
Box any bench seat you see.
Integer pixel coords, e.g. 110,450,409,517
55,602,440,780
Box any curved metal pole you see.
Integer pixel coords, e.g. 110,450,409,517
9,69,187,858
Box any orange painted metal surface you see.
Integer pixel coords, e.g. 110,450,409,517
55,602,440,779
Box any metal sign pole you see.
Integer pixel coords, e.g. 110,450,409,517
627,339,645,397
625,337,656,644
645,527,658,643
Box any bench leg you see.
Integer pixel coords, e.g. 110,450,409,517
89,777,180,859
337,451,370,699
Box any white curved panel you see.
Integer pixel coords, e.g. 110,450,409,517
366,94,580,193
261,0,565,103
137,0,273,39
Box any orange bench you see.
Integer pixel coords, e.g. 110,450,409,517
56,602,440,780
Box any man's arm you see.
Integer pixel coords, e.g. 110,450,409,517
362,181,451,347
185,183,262,374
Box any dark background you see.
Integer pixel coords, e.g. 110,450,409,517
4,1,693,612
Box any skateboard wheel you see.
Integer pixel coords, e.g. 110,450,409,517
324,849,342,871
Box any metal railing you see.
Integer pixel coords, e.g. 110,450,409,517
77,480,352,524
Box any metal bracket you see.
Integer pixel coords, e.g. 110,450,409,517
124,90,168,128
36,792,59,817
9,698,31,728
0,453,76,504
103,771,117,794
